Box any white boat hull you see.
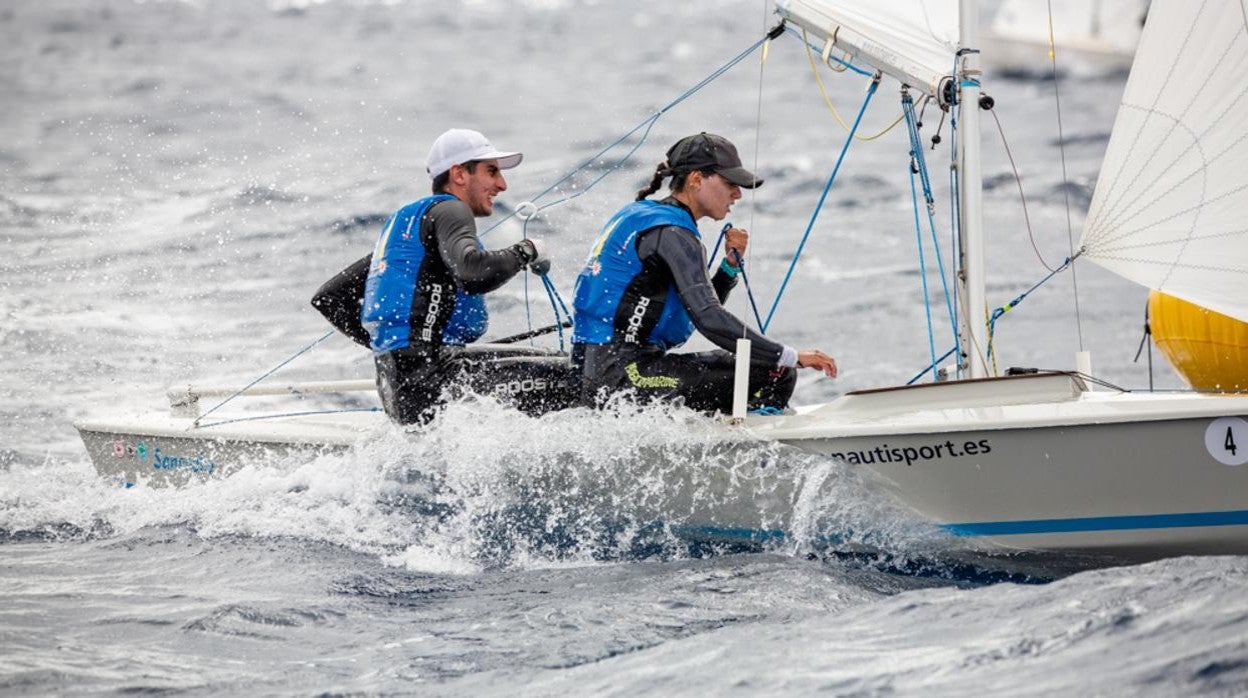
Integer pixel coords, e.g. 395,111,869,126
74,372,1248,560
75,410,384,487
746,373,1248,557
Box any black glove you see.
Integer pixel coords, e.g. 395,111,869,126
516,238,551,276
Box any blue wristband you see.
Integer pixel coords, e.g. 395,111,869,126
720,258,740,278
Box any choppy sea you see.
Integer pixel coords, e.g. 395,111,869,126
4,0,1246,695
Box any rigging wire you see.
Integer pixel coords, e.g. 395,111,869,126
486,23,785,353
986,252,1080,365
190,330,335,429
195,406,382,431
748,0,772,244
1046,0,1087,351
480,26,784,239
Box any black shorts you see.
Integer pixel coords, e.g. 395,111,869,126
580,344,796,414
375,343,580,425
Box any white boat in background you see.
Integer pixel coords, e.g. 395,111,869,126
982,0,1148,76
76,0,1248,561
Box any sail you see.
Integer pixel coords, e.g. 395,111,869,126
1081,0,1248,324
776,0,959,95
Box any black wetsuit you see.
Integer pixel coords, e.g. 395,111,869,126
312,199,578,424
576,198,796,413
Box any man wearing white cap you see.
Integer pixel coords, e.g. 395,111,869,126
311,128,576,424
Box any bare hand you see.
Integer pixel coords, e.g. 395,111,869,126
797,349,837,378
723,227,749,267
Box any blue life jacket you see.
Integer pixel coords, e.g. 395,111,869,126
361,195,488,353
572,199,699,349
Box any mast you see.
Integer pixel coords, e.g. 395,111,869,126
957,0,988,379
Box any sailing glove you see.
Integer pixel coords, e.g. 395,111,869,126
517,238,551,276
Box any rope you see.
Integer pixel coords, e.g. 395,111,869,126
191,330,336,429
986,252,1081,364
1045,0,1086,351
905,98,941,382
708,224,766,331
800,29,906,140
906,346,958,385
480,26,783,238
987,108,1054,272
903,91,959,382
747,1,772,243
762,74,882,333
194,406,382,431
539,273,574,352
785,25,874,77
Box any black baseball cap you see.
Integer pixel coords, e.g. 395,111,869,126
665,132,763,189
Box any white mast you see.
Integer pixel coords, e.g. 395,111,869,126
957,0,988,378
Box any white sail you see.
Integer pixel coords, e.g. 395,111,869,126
1081,0,1248,324
776,0,959,96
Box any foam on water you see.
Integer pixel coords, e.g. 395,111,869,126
1,394,958,577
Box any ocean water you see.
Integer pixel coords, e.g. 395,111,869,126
3,0,1245,695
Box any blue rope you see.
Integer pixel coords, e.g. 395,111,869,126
906,346,959,385
906,138,940,383
762,75,881,333
708,223,765,330
481,30,778,238
477,29,778,351
732,253,765,332
902,92,959,382
987,255,1076,361
708,226,728,273
540,274,573,352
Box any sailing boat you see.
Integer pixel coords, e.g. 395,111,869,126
76,0,1248,560
744,0,1248,557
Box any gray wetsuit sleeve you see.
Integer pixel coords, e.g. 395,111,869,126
426,200,527,295
641,226,785,366
710,262,737,303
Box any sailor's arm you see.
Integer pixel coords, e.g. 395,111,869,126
651,226,838,377
645,226,784,366
310,254,372,348
428,200,537,295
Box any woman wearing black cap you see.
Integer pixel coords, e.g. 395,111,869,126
571,132,838,414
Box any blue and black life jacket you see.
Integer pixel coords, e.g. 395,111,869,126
361,195,488,353
572,199,699,350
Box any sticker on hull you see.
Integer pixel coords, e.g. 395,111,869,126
1206,417,1248,466
109,438,217,475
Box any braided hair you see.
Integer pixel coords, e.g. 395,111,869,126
634,161,671,201
634,161,713,201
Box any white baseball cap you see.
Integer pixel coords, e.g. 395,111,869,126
425,128,523,179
